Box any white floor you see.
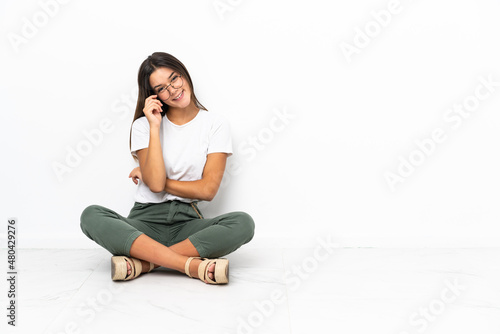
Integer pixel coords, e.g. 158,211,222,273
1,247,499,334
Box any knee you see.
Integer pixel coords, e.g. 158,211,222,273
233,211,255,242
80,205,102,235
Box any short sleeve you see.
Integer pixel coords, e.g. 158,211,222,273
130,117,150,158
207,115,233,157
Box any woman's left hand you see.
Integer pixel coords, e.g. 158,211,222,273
129,167,143,185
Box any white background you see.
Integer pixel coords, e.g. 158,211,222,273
1,0,499,248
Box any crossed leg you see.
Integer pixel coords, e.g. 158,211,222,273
127,234,216,282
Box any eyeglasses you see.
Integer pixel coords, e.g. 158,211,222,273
155,74,184,100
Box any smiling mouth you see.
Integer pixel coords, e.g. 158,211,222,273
173,90,184,101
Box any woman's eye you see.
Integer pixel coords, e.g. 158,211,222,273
172,75,179,82
158,87,164,93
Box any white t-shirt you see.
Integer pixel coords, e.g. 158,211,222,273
130,109,233,203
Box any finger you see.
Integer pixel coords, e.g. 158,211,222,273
151,100,163,108
146,98,162,106
148,100,163,110
146,96,163,109
150,105,162,114
144,96,157,109
144,105,161,115
152,107,164,115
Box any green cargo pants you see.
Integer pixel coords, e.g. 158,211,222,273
80,200,255,259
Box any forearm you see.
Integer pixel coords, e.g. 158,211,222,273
164,178,219,202
162,153,227,201
142,127,166,192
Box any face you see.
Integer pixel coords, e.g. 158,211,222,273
149,67,192,108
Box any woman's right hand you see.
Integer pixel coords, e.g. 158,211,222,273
143,95,163,128
129,166,142,185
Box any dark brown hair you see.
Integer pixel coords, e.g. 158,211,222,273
129,52,207,160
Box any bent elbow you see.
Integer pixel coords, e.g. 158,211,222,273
149,184,165,193
145,179,166,193
202,187,218,202
203,194,215,202
150,187,164,193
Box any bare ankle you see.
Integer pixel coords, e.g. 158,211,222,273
140,260,151,273
188,258,201,279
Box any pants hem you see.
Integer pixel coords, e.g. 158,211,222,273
188,235,208,258
124,231,145,257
